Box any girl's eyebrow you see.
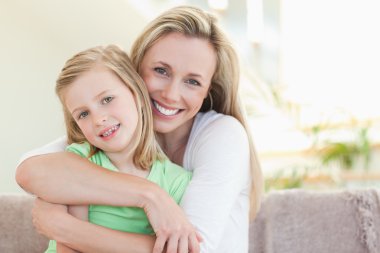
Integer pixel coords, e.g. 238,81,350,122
94,89,113,100
71,106,85,116
70,89,116,115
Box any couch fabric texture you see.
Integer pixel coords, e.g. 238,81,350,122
1,189,379,253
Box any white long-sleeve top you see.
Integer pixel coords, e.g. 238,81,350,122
18,110,251,253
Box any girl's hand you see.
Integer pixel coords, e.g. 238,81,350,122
143,191,203,253
32,197,69,239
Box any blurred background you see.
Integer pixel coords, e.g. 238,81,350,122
1,0,379,193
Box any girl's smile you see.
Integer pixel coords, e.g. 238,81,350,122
98,123,121,140
63,65,139,158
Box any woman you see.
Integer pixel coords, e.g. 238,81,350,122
16,6,263,253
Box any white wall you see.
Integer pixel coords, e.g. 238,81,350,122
0,0,147,192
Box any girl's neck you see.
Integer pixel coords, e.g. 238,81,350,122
156,118,194,166
105,151,149,178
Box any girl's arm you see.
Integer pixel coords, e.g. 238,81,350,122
16,147,200,252
32,199,156,253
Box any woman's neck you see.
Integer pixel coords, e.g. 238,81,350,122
156,118,194,166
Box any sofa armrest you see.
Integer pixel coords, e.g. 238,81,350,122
0,193,48,253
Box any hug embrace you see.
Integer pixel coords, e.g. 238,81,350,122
16,5,263,253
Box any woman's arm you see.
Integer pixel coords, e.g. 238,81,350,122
57,242,79,253
56,205,89,253
181,115,251,252
16,152,152,206
16,148,200,252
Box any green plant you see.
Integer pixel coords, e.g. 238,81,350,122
265,166,306,192
319,127,371,171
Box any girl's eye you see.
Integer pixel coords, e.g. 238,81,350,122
102,96,114,104
185,79,201,86
154,67,168,76
78,111,89,119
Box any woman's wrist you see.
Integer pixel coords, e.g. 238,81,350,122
50,211,78,244
138,180,166,210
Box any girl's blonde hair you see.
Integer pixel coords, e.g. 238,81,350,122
130,6,264,218
56,45,162,170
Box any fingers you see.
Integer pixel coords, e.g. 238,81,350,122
189,233,200,253
195,231,203,243
153,235,167,253
165,235,179,253
178,237,188,253
154,233,201,253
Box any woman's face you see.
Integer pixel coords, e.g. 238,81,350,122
140,33,217,135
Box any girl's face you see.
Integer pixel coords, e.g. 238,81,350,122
63,66,139,155
140,33,217,135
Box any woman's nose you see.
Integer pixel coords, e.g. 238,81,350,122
161,81,180,103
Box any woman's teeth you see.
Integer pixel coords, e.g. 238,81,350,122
101,124,120,137
153,101,180,116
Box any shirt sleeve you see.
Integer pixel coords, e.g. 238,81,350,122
17,136,68,167
65,142,91,158
164,160,193,204
180,116,251,252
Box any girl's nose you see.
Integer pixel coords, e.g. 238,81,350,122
93,113,107,125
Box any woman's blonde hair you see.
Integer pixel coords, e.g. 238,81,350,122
130,6,263,218
56,45,162,170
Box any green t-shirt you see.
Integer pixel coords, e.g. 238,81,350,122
45,142,192,253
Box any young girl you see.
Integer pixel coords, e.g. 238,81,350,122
45,45,193,252
17,6,263,253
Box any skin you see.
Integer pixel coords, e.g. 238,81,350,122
141,33,216,164
64,65,143,173
17,33,217,253
55,65,146,252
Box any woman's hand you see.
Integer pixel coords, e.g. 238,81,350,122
143,190,202,253
32,197,69,239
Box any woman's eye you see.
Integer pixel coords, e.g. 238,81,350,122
78,111,88,119
154,67,167,76
102,96,114,104
186,79,201,86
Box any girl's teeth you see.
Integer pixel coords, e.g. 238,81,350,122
153,101,179,116
102,125,119,137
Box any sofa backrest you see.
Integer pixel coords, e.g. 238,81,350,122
1,190,379,253
249,189,380,253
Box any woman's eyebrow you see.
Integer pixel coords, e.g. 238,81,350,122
155,61,171,69
155,61,205,80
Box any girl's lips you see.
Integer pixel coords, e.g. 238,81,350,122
152,100,182,116
99,124,120,138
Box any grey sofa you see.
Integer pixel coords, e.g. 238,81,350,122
1,189,379,253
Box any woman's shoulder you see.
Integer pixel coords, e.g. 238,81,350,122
184,111,249,169
192,110,247,140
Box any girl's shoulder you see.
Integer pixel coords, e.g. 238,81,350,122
151,159,192,179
